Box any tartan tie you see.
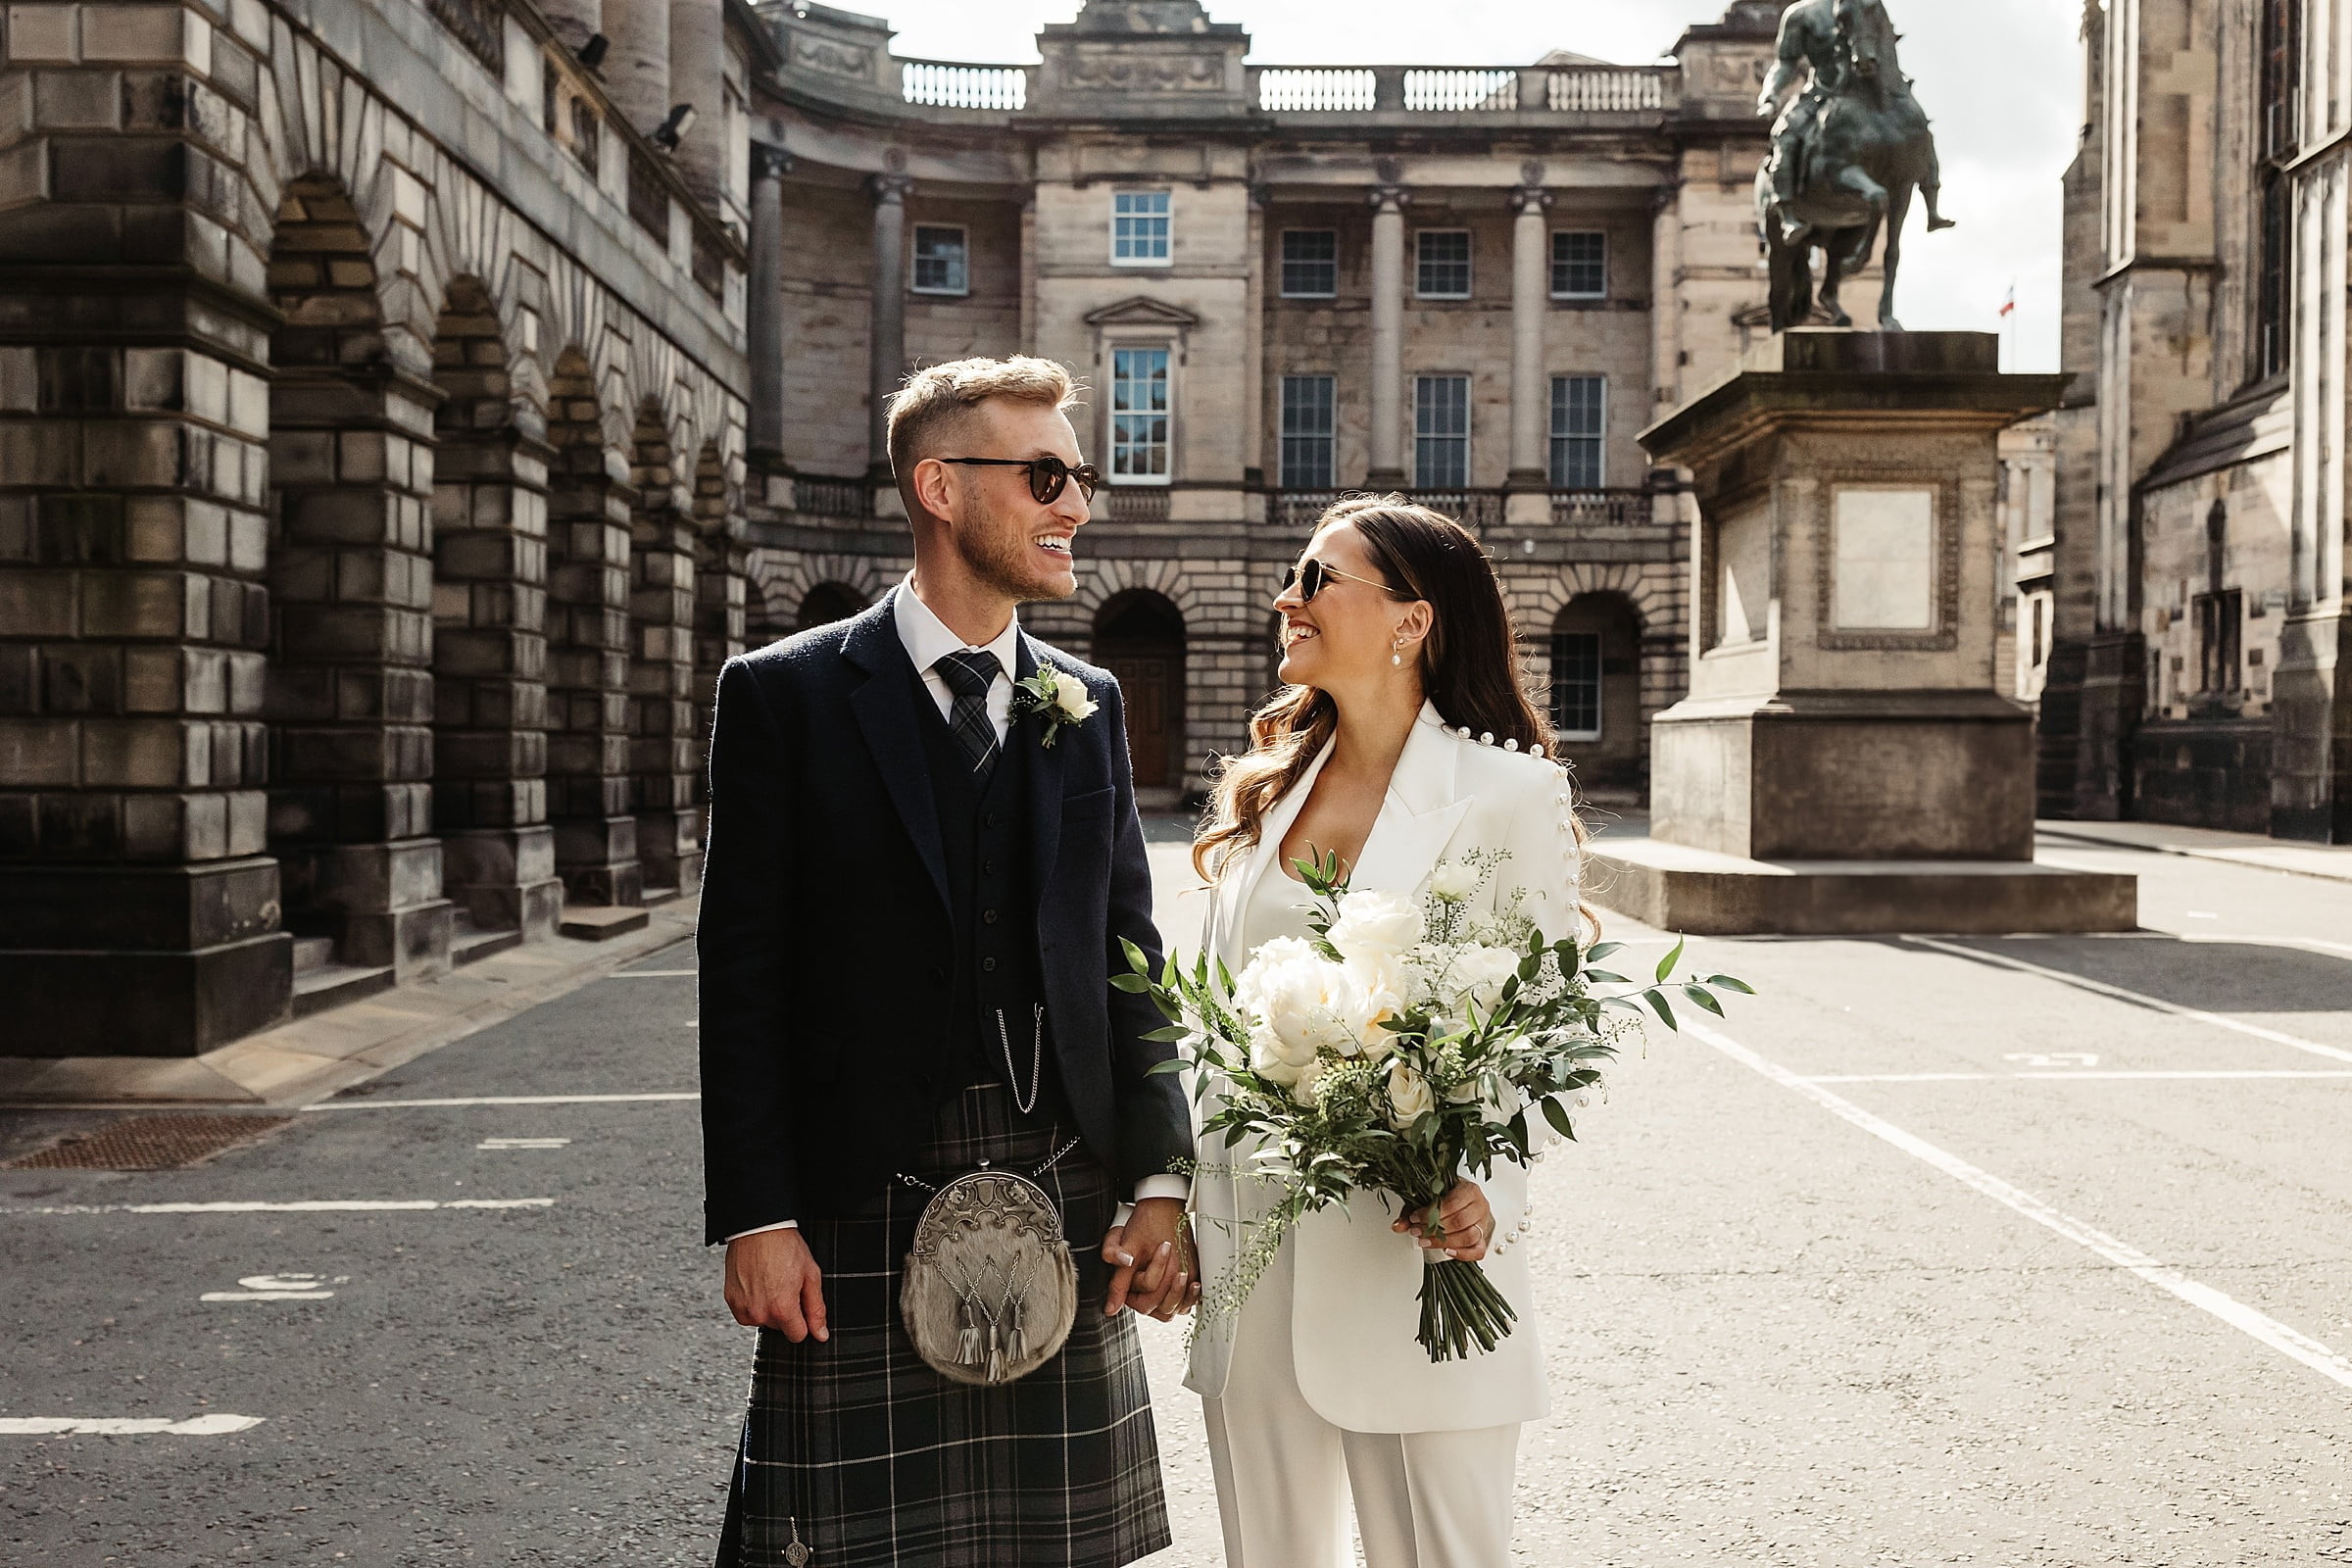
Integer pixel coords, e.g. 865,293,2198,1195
933,649,1003,779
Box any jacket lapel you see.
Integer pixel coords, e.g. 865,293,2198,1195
842,591,952,914
1015,632,1068,896
1210,737,1333,971
1346,704,1473,899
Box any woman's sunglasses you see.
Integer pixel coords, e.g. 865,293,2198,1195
935,455,1102,506
1280,558,1404,602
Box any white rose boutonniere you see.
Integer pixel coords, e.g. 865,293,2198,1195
1012,664,1099,748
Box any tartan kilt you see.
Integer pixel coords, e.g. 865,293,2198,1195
717,1082,1172,1568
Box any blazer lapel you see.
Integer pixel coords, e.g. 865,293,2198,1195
1015,633,1068,896
843,591,952,915
1348,705,1472,898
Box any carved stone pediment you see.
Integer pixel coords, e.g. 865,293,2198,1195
1084,296,1202,328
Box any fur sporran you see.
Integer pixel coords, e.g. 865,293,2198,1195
901,1165,1079,1386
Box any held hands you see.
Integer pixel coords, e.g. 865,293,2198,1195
1100,1196,1200,1321
724,1227,829,1344
1396,1179,1494,1262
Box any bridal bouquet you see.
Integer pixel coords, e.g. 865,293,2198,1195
1124,850,1748,1362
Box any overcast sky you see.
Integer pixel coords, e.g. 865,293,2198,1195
849,0,2088,371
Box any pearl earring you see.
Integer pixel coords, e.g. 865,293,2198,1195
1391,637,1404,668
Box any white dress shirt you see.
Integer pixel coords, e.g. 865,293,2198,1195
727,577,1184,1242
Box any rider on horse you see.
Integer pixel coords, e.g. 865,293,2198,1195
1757,0,1956,246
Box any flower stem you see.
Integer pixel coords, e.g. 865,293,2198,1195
1415,1256,1517,1362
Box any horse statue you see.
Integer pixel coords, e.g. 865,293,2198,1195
1753,0,1955,332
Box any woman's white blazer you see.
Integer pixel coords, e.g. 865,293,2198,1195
1185,701,1584,1433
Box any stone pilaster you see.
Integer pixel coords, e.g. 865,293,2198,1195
665,0,726,209
1365,181,1408,487
1506,181,1554,517
746,144,790,461
630,492,702,898
604,0,673,141
867,171,912,478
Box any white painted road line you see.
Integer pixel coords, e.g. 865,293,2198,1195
200,1273,345,1301
477,1137,571,1150
1801,1069,2352,1084
608,969,699,977
1687,1017,2352,1392
0,1416,266,1436
1903,936,2352,1066
303,1093,698,1110
0,1199,554,1216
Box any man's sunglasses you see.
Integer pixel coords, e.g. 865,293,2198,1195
1281,558,1405,602
935,455,1101,506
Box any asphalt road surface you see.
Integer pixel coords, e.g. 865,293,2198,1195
3,824,2349,1565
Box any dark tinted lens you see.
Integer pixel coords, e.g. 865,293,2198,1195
1069,465,1101,503
1300,560,1328,599
1026,456,1067,505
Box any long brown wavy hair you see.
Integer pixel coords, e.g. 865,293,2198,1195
1194,497,1595,927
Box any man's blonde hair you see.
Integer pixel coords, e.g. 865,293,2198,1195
886,357,1080,513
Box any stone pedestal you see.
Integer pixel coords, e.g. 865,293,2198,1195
443,825,564,940
287,837,455,983
1619,330,2136,934
557,814,645,906
636,807,704,897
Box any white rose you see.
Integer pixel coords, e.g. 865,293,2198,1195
1428,859,1480,901
1248,1021,1302,1086
1449,945,1524,1012
1327,889,1423,965
1241,946,1363,1062
1386,1061,1435,1129
1051,673,1098,721
1343,953,1406,1057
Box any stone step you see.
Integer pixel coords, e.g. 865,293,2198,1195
451,921,523,967
291,960,397,1017
290,936,336,976
557,906,652,941
640,885,683,908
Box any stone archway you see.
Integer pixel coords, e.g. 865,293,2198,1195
1093,590,1188,803
266,173,452,984
1548,592,1644,792
800,582,868,630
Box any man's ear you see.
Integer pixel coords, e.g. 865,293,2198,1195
908,457,956,526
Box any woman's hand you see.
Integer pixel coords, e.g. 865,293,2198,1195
1395,1179,1494,1261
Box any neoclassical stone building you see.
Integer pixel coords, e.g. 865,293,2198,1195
740,0,1791,808
2040,0,2352,838
0,0,764,1052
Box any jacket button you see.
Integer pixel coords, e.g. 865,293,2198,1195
985,810,1002,828
928,967,947,988
983,858,997,875
983,909,998,925
982,956,998,972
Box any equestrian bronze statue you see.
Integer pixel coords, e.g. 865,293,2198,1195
1755,0,1955,332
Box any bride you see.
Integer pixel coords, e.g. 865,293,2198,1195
1186,495,1591,1567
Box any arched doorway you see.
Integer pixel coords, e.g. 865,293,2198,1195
1549,593,1643,792
799,582,867,631
1093,591,1187,803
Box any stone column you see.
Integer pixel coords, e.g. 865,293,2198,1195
267,370,455,984
1366,182,1409,487
604,0,672,140
540,0,603,56
747,144,790,461
867,172,913,479
630,446,702,898
1507,183,1553,498
665,0,726,209
547,447,643,906
1649,181,1683,419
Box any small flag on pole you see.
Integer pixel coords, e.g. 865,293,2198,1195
1998,282,2017,318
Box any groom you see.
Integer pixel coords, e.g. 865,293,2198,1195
699,355,1196,1567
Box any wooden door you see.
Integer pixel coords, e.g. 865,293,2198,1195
1101,649,1172,789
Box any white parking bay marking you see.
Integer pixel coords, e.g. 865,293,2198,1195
2004,1052,2100,1067
1905,936,2352,1065
303,1093,697,1111
1801,1068,2352,1084
478,1138,570,1150
0,1415,266,1436
1688,1017,2352,1391
0,1199,554,1216
610,969,698,977
201,1273,346,1301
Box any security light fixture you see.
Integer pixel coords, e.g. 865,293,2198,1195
651,103,697,151
575,32,608,69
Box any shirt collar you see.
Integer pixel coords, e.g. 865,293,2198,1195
894,573,1020,680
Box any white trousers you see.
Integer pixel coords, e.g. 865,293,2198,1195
1200,1241,1520,1568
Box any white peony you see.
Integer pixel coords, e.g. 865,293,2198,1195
1292,1054,1334,1108
1240,942,1371,1063
1050,672,1099,721
1327,889,1422,965
1248,1021,1303,1085
1386,1061,1435,1129
1428,859,1480,901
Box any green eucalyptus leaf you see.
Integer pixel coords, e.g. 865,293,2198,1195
1541,1096,1575,1141
1681,984,1725,1017
1655,935,1686,984
1587,941,1624,963
1706,974,1757,995
1109,973,1150,994
1146,1056,1189,1074
1644,988,1678,1031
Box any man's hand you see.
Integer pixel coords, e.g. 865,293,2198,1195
1396,1179,1494,1262
724,1227,829,1343
1100,1196,1195,1321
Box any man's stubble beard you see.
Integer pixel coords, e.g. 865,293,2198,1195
956,488,1076,605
